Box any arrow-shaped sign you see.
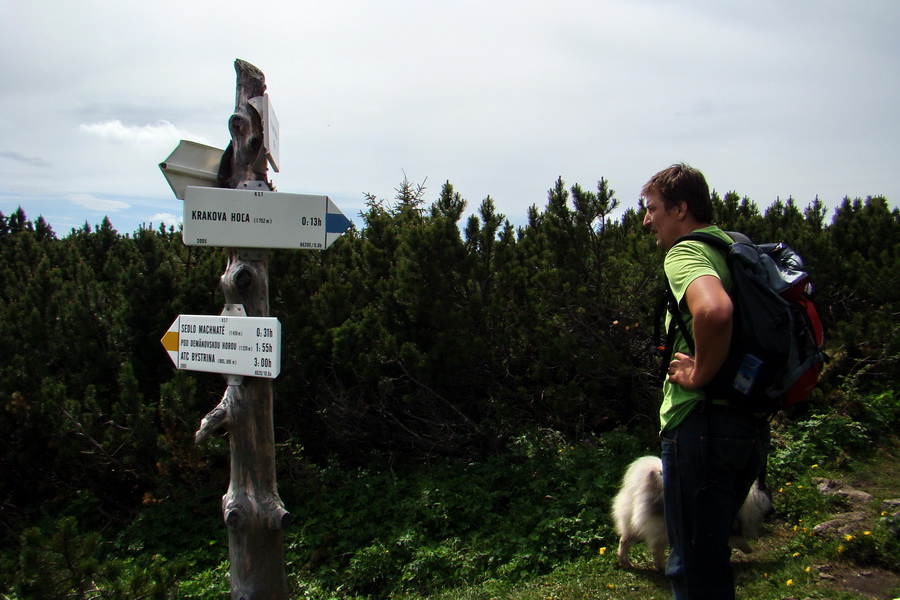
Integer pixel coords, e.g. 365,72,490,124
161,313,281,378
159,140,225,200
183,186,351,250
249,94,280,173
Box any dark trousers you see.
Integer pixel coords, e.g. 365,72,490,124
660,410,769,600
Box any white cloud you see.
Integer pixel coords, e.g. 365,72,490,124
1,0,897,238
67,193,129,212
149,212,181,227
79,120,208,147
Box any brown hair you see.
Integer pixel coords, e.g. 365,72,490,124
641,163,713,223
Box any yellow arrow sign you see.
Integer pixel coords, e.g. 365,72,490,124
160,330,179,352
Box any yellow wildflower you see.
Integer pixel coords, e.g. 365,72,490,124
599,547,607,555
844,534,854,542
786,579,794,586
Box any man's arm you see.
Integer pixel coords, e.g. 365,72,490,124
667,275,733,389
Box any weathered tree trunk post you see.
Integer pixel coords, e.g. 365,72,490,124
194,59,290,600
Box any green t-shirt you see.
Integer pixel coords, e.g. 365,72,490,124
659,226,733,432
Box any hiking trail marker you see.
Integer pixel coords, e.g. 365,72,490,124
159,140,225,200
183,186,351,250
248,93,280,173
161,306,281,378
156,59,341,599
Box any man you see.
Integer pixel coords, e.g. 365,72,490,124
642,163,769,600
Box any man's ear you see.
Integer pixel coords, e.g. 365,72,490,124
673,200,689,220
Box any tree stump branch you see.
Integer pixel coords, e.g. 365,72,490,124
195,386,236,445
219,60,269,190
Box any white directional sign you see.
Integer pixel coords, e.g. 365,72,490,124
249,94,280,173
161,313,281,378
183,186,352,250
159,140,225,200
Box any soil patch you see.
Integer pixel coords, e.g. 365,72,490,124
822,563,900,600
808,475,900,599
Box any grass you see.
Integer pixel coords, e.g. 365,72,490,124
4,423,898,600
424,441,900,600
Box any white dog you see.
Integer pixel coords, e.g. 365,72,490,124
612,455,772,570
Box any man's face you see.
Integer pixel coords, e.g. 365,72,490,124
642,191,681,251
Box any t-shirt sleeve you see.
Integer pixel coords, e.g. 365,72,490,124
664,242,721,310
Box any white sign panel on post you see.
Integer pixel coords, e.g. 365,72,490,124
249,94,280,173
161,313,282,378
159,140,225,200
183,187,351,250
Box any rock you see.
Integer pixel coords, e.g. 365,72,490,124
812,511,869,537
811,478,874,510
880,498,900,515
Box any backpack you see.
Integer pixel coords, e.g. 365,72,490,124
655,231,827,414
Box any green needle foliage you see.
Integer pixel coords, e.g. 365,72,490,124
0,178,898,598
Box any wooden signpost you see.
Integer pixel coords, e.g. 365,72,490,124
159,59,350,600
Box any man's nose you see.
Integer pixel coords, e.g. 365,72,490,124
642,211,650,226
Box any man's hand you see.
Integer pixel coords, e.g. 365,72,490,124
668,352,701,389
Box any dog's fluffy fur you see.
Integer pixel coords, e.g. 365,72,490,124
613,456,669,569
612,455,772,570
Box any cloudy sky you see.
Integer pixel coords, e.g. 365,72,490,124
1,0,897,236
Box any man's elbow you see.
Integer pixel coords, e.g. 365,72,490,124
696,302,733,329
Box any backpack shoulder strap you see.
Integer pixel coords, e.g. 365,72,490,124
672,231,733,253
655,280,697,383
656,230,737,382
655,281,697,383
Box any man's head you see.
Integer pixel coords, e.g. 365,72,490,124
641,163,713,250
641,163,713,223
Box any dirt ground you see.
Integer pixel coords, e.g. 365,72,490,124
807,452,900,600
